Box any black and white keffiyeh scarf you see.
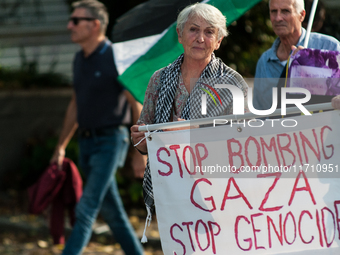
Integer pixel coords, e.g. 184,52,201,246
141,53,247,238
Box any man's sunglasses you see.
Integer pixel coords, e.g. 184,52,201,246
69,17,96,25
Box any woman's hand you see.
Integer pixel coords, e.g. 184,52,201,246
130,124,148,154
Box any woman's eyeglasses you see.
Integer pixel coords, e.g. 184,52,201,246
69,17,96,25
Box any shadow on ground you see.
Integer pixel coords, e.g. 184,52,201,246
0,189,163,255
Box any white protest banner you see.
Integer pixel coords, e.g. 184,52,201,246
146,110,340,255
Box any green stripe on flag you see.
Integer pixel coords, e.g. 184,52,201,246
118,23,182,103
209,0,261,25
119,0,261,103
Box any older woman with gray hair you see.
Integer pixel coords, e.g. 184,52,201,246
130,2,248,226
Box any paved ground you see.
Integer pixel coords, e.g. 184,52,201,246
0,190,163,255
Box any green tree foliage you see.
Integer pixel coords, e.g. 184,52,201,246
216,0,275,77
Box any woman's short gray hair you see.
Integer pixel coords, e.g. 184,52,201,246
176,3,228,40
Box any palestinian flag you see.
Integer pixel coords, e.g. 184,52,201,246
112,0,261,103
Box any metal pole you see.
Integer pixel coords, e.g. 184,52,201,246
138,102,334,131
304,0,319,48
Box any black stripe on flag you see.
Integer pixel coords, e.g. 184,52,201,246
112,0,203,43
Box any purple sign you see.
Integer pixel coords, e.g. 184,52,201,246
288,48,340,96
